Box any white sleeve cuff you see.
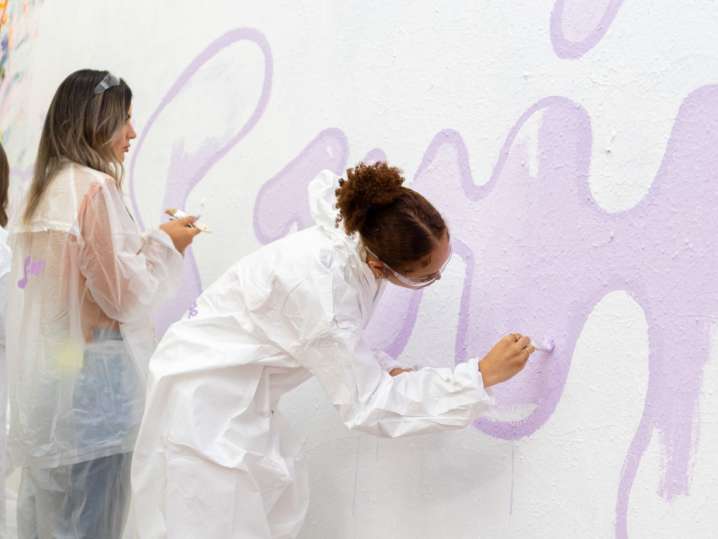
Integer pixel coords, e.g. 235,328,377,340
458,356,495,405
374,350,403,371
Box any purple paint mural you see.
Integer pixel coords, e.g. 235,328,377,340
129,28,272,333
129,26,718,539
550,0,624,58
252,90,718,537
254,129,349,243
407,90,717,537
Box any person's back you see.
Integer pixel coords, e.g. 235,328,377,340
6,160,152,466
131,175,367,483
131,191,351,538
130,166,536,539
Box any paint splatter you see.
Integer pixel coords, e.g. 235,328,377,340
0,0,45,143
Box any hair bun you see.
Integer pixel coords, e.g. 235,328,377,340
335,161,405,234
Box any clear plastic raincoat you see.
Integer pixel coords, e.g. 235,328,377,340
6,161,183,538
130,170,495,539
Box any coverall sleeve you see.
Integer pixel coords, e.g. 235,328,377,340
77,181,184,324
279,268,494,438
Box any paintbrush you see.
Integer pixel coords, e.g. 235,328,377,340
165,208,211,233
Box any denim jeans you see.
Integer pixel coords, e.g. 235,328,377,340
18,329,137,539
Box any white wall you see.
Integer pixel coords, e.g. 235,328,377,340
2,1,718,537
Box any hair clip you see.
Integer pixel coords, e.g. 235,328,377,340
94,72,121,95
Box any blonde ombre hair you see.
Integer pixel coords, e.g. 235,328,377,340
23,69,132,223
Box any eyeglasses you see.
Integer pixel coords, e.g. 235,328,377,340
94,72,121,95
365,244,453,289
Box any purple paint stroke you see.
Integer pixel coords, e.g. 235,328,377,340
128,28,272,334
254,144,391,244
551,0,625,58
252,88,718,539
254,129,348,243
351,196,467,359
364,286,423,358
362,148,387,164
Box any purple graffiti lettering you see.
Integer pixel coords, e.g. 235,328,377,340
127,25,716,538
253,88,718,539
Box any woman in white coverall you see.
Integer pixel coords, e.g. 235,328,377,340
131,162,536,539
6,70,200,539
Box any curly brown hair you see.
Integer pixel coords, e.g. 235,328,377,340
335,161,446,271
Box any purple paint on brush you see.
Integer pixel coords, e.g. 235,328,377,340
533,339,555,353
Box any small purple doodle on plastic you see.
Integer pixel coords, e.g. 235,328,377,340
17,255,45,289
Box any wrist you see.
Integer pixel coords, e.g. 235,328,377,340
478,357,495,388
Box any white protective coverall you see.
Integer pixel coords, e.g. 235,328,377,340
130,170,495,539
5,161,183,538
